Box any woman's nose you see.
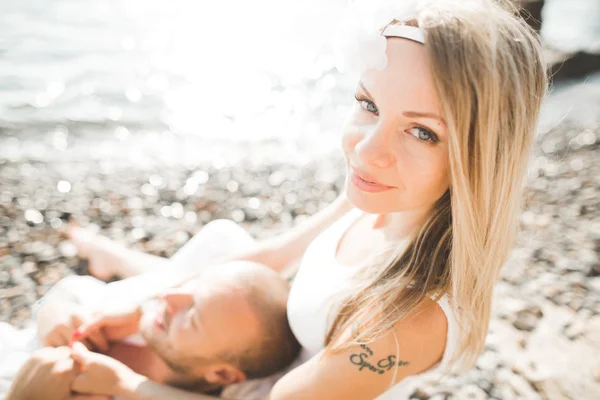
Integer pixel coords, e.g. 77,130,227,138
355,126,395,168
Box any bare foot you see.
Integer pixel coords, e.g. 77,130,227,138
64,222,124,281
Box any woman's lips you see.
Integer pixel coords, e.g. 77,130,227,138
350,170,395,193
351,167,394,187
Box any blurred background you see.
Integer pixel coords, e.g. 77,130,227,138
0,0,599,398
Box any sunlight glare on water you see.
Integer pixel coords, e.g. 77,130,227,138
117,0,349,142
0,0,353,164
1,0,596,165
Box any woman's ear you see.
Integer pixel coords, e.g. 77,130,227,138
204,364,247,386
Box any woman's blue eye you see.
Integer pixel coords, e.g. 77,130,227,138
355,95,378,114
354,94,438,144
407,126,438,143
360,100,378,114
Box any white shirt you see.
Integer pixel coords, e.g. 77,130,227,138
286,207,461,399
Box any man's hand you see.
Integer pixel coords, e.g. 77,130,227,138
6,347,76,400
37,298,109,353
70,342,142,397
77,304,142,344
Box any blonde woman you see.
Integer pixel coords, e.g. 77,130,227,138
18,0,548,399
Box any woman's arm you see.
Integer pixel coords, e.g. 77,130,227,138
180,191,352,277
270,301,448,400
122,192,351,297
250,191,352,273
80,193,351,338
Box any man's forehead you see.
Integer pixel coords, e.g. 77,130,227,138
197,286,261,349
191,273,246,305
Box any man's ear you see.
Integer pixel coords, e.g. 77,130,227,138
204,364,247,386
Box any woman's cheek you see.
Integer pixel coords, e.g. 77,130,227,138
342,117,376,150
340,123,357,158
407,155,450,200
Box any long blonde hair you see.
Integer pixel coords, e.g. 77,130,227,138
325,0,548,376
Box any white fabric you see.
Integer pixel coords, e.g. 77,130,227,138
381,24,425,44
287,207,460,399
0,322,39,398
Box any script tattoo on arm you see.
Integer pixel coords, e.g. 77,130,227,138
348,323,410,375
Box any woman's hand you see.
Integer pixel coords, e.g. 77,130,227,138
70,342,143,397
77,304,142,343
37,298,110,353
6,347,76,400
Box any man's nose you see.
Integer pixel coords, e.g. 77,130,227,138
161,290,194,315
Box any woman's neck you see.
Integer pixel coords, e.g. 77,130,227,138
371,205,431,241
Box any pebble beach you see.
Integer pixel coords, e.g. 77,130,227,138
1,112,599,399
1,0,600,398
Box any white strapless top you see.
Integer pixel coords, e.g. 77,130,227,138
286,207,460,399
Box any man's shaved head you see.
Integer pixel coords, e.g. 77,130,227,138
219,261,300,379
139,260,300,390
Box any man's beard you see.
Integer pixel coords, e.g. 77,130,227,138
137,305,223,394
141,333,221,393
140,328,189,374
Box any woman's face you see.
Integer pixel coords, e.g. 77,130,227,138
341,37,450,216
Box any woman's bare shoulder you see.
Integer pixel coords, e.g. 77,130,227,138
269,300,447,400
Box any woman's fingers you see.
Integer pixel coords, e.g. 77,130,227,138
78,316,123,341
46,326,71,347
85,330,109,353
82,339,95,352
70,342,90,366
46,333,64,348
77,307,142,343
76,314,109,344
70,311,110,353
77,318,104,340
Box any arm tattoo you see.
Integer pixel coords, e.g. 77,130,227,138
348,325,409,374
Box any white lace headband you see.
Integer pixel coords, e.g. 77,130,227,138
380,24,425,44
333,19,426,75
332,0,426,74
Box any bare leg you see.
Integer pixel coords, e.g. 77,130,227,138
101,219,258,306
66,219,256,280
66,224,172,280
170,219,256,266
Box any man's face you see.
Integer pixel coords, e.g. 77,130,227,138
139,272,261,381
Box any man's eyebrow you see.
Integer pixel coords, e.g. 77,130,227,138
191,304,204,333
191,293,204,332
192,310,202,332
358,81,446,126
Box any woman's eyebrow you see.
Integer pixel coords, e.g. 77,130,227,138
403,111,447,126
358,81,446,126
358,81,374,98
